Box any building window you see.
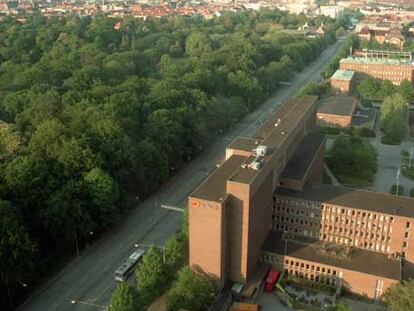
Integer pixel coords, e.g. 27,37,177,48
406,222,411,229
405,232,409,239
403,242,408,248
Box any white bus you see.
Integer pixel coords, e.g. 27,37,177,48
115,248,146,282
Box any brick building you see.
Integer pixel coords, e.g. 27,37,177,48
330,69,355,96
339,53,414,85
188,95,414,300
316,96,358,128
357,26,405,50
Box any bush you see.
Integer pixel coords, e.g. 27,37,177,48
390,185,405,196
352,127,375,137
296,82,320,98
411,188,414,198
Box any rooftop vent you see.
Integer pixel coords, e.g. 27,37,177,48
249,160,262,171
255,145,268,157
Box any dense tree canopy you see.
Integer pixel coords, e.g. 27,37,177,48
0,10,337,307
326,135,377,186
381,94,407,145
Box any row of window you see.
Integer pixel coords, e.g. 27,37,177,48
272,225,392,253
261,253,338,287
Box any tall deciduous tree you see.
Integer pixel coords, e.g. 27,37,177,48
109,282,142,311
384,279,414,311
166,266,214,311
135,247,168,305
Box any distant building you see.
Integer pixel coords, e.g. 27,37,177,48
330,69,355,96
339,51,414,85
317,5,344,19
316,96,358,128
357,25,405,50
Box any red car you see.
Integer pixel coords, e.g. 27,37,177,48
264,268,280,293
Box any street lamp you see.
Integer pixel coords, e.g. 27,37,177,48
71,299,110,311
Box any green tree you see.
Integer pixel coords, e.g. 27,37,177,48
84,168,120,228
357,76,381,100
384,279,414,311
0,200,37,305
135,247,168,305
166,266,214,311
326,135,377,186
0,121,21,160
296,82,320,97
185,33,212,57
109,282,142,311
165,234,188,276
381,94,407,145
398,79,414,103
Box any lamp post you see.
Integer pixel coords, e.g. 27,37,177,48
71,299,110,311
395,168,401,196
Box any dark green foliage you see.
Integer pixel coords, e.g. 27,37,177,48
109,283,142,311
384,279,414,311
296,82,320,98
0,10,336,304
135,247,168,306
326,135,377,187
166,266,214,311
357,76,381,100
134,213,188,307
0,200,38,286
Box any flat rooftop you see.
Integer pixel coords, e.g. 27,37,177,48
229,96,318,185
228,137,260,152
340,57,414,67
331,69,355,81
281,133,325,181
276,183,414,218
262,231,401,280
191,155,246,202
317,96,357,117
191,95,318,201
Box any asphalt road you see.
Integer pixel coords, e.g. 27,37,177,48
19,39,345,311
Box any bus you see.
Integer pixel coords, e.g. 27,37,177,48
115,248,146,282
